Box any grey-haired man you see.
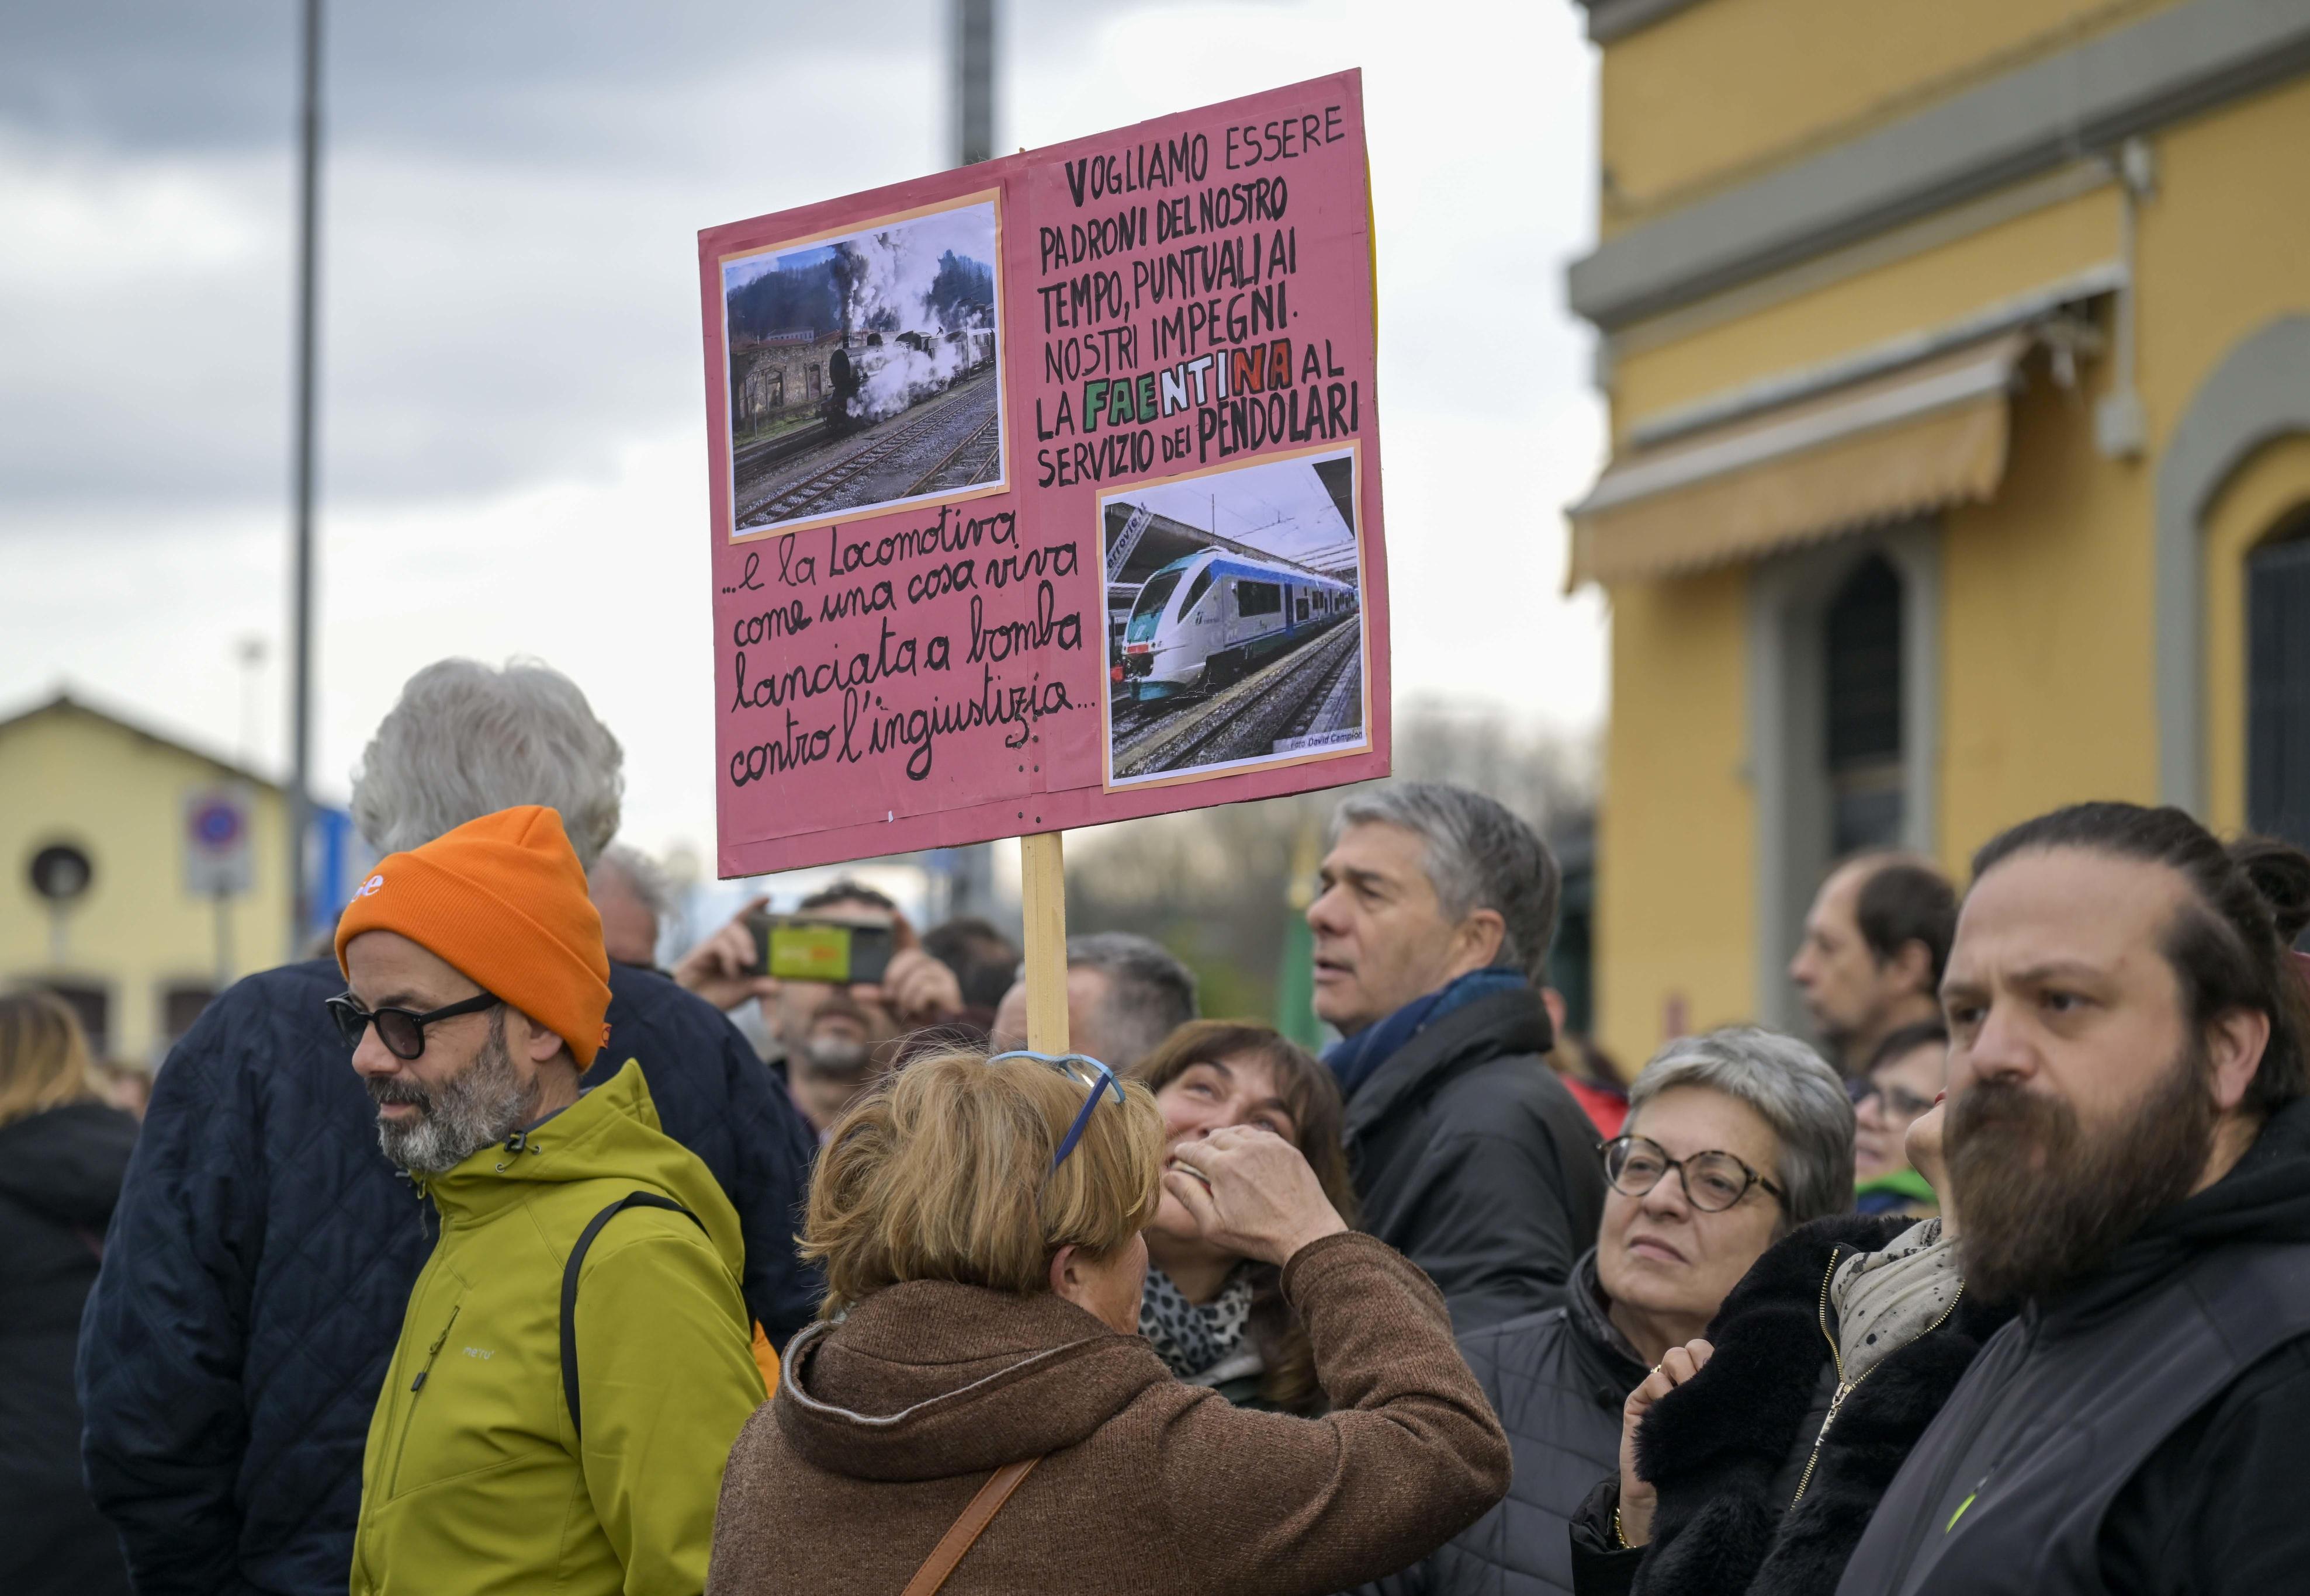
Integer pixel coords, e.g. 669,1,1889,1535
1308,780,1605,1330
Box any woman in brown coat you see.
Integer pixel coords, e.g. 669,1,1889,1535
705,1047,1509,1596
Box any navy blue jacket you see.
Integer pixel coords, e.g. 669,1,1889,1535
1359,1252,1644,1596
76,957,818,1596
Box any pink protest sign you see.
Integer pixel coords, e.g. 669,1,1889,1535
699,71,1388,877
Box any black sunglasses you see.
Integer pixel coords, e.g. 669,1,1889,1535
327,991,501,1060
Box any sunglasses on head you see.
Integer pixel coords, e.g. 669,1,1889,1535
326,991,502,1061
987,1049,1125,1170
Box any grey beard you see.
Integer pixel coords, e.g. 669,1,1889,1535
370,1015,539,1175
798,1033,872,1080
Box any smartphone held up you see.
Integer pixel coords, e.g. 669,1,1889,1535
744,912,895,986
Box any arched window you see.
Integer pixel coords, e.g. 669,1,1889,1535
1825,554,1905,854
2248,509,2310,849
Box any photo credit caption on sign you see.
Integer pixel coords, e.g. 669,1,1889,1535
700,72,1389,877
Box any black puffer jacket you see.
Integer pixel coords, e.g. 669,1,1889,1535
1359,1251,1646,1596
1566,1215,2011,1596
76,957,819,1596
1345,987,1606,1331
0,1099,138,1596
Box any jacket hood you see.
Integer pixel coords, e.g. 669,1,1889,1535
1343,985,1553,1139
0,1099,137,1229
775,1279,1172,1482
2048,1092,2310,1328
422,1058,743,1279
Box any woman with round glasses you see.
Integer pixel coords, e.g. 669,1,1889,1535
706,1046,1509,1596
1567,1087,2014,1596
1128,1022,1357,1415
1364,1026,1852,1596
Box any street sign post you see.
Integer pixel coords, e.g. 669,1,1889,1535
185,789,253,984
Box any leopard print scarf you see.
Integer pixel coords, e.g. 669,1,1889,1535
1138,1262,1255,1380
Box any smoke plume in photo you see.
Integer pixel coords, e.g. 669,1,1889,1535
724,201,997,425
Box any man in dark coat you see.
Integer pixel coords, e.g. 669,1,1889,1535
1309,782,1605,1330
76,660,819,1596
1835,803,2310,1596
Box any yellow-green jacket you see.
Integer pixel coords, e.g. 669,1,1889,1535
352,1060,766,1596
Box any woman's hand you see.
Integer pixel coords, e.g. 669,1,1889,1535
1162,1125,1346,1267
1616,1339,1713,1548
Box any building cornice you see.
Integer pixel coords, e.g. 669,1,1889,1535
1569,0,2310,331
1580,0,1709,45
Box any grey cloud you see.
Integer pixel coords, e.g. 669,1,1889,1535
0,0,1518,528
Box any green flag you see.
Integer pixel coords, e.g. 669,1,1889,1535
1276,818,1325,1049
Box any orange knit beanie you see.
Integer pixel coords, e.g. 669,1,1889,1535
334,805,613,1065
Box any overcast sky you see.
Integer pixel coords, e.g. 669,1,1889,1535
2,0,1608,863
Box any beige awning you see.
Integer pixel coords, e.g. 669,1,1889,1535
1567,332,2028,587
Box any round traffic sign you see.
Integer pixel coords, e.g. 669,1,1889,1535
190,799,245,853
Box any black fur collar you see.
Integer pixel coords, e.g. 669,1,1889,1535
1625,1214,2015,1596
1634,1214,1900,1486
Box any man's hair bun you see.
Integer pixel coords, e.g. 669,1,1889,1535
2231,835,2310,947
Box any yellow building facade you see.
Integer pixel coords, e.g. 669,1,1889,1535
1566,0,2310,1052
1,692,296,1063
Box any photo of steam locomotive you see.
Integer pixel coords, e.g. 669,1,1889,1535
1118,549,1359,700
721,195,1005,538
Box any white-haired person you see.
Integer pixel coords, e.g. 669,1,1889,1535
1361,1027,1857,1596
77,658,819,1596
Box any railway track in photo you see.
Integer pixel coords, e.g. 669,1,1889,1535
1111,621,1362,780
733,369,1000,530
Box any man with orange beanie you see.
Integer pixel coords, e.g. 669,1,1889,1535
334,806,764,1596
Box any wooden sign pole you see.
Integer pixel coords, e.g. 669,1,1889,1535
1019,831,1071,1054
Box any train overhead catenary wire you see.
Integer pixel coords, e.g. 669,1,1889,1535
1101,503,1348,588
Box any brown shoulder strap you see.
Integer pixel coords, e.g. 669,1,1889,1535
899,1456,1041,1596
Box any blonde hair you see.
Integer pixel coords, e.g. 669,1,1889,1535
0,991,100,1127
804,1048,1165,1319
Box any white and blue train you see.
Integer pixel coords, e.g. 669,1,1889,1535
1116,549,1358,702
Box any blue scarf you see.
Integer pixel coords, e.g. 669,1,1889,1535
1322,969,1530,1101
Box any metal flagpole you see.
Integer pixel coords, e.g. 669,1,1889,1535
288,0,323,956
941,0,1000,922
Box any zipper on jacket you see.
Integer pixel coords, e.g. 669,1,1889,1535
386,1303,460,1498
1878,1309,2031,1582
1788,1253,1963,1509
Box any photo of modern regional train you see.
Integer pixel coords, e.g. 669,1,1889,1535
1102,446,1368,787
722,196,1004,538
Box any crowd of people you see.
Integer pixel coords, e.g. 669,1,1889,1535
6,654,2310,1595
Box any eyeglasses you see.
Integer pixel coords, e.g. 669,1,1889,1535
327,991,502,1061
1599,1134,1784,1213
1850,1077,1937,1120
988,1049,1126,1171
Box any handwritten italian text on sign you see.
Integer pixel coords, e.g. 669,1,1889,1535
700,72,1389,876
